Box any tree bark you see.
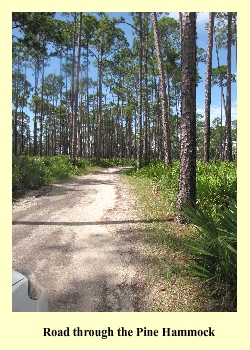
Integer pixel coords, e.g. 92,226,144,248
137,12,143,170
214,32,226,160
176,12,197,222
33,58,40,156
225,12,233,162
71,13,82,165
204,12,214,163
39,56,45,156
152,12,171,166
97,47,103,163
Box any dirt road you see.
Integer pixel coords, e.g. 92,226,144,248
12,168,146,312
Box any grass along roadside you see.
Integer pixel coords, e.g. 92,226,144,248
121,173,229,312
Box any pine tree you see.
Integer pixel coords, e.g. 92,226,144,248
151,12,171,166
224,12,233,162
204,12,214,163
176,12,197,222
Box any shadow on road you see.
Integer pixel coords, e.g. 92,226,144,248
12,217,174,226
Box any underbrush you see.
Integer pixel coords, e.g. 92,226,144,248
89,157,136,168
12,156,136,197
130,159,237,216
123,159,237,311
12,155,91,197
196,160,237,215
182,202,237,310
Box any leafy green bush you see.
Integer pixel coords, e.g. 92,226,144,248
100,158,115,168
75,157,90,168
12,155,86,196
113,157,137,167
196,161,237,215
43,155,80,183
182,201,237,308
89,157,136,168
12,156,46,192
131,159,237,218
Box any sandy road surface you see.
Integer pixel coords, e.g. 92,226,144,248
12,168,146,312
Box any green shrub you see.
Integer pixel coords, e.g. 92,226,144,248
89,157,136,168
12,155,85,196
196,161,237,215
182,201,237,308
100,158,115,168
12,156,46,192
43,155,80,183
131,159,237,219
75,157,89,168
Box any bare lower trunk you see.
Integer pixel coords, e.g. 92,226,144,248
176,12,197,223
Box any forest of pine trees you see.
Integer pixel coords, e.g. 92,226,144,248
12,12,237,165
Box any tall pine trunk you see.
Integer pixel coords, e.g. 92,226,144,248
97,48,103,163
13,54,20,156
86,40,91,157
70,14,77,164
137,12,143,170
214,32,226,160
204,12,214,163
225,12,233,162
39,56,45,156
33,58,40,156
71,13,82,165
176,12,197,222
152,12,171,166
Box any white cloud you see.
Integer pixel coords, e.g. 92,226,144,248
197,100,237,125
168,12,208,25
